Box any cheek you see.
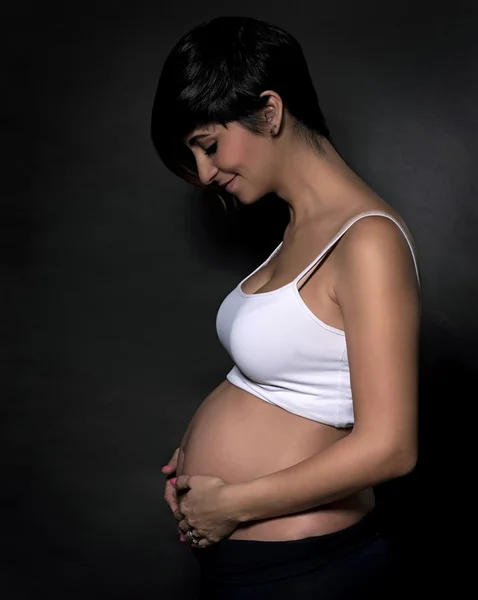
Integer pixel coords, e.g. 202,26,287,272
217,134,266,175
218,146,248,172
237,143,263,172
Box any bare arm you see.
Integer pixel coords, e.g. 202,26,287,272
226,217,421,522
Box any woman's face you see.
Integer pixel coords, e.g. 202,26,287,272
184,122,277,203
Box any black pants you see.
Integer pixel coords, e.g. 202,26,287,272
191,511,394,599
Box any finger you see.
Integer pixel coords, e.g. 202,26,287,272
161,447,180,473
174,475,191,491
164,480,180,514
177,519,190,534
173,509,184,522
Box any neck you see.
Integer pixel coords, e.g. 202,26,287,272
273,136,373,231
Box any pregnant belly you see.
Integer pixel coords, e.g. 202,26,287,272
177,379,375,541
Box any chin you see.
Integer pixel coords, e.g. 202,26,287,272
236,196,258,206
235,189,267,205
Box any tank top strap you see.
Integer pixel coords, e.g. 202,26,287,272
238,240,284,288
293,210,421,289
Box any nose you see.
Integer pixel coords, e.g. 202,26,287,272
196,156,219,186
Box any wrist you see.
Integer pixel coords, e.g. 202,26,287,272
222,482,255,524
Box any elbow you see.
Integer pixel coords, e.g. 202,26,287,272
392,449,417,477
385,442,418,479
352,429,418,479
362,434,418,480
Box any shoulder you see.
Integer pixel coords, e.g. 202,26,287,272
341,213,414,250
337,214,418,282
333,213,420,310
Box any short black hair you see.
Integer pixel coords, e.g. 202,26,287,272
151,16,330,189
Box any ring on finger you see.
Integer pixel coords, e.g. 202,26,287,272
186,530,200,545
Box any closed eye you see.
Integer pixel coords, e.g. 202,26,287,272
204,142,217,156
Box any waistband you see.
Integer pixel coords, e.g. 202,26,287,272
192,510,381,587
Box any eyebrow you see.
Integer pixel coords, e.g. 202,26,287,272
187,133,212,147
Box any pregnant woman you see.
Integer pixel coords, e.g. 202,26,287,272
152,16,420,599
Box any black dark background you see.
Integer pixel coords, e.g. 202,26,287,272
3,1,477,598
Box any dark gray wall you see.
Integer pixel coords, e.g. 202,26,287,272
4,1,476,598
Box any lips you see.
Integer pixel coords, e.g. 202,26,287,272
225,176,237,192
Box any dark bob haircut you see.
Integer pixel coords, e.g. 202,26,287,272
151,16,330,192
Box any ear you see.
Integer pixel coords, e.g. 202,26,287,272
259,90,284,135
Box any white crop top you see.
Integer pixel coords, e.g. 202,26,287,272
215,211,420,428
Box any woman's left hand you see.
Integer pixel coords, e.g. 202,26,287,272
173,475,241,548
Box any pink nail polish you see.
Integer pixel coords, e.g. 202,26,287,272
170,477,177,485
179,535,185,542
161,465,169,470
